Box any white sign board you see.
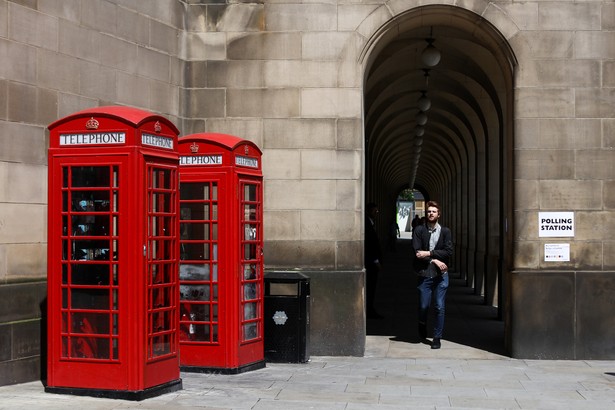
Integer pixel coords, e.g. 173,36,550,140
538,212,574,237
544,243,570,262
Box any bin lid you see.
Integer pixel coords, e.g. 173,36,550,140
264,271,310,282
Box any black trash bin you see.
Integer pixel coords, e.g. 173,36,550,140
264,272,310,363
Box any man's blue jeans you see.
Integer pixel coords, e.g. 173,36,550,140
417,273,449,339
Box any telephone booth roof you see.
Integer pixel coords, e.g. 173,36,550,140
179,133,262,155
48,105,180,134
179,133,262,172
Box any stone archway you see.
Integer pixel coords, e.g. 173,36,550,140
360,4,517,353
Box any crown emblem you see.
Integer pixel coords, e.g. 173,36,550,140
190,142,199,153
244,145,249,155
154,121,162,133
85,117,99,130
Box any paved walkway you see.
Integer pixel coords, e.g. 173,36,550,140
1,238,614,409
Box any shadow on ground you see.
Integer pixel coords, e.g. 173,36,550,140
367,237,507,357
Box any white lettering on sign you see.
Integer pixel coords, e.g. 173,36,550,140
235,155,258,168
180,155,223,166
538,212,574,237
142,133,173,149
59,132,126,146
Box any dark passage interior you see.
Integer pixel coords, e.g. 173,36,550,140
367,237,506,356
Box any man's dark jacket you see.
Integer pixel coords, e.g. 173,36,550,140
412,224,453,277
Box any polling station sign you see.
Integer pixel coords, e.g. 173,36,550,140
538,212,574,237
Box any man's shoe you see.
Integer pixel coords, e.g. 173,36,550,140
418,323,427,340
431,338,441,349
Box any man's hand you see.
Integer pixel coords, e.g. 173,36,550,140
416,250,430,259
433,259,448,273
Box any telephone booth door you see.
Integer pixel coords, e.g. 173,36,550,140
46,106,182,400
178,133,264,374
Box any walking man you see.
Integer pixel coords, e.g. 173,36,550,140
412,201,453,349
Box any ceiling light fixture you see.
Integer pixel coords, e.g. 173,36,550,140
415,111,428,126
421,27,441,67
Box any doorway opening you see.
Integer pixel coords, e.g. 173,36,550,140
362,6,516,355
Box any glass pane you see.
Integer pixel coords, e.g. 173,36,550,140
243,283,257,301
244,184,256,201
243,243,256,260
244,223,257,240
150,240,159,260
112,265,118,286
152,286,171,308
243,264,257,280
112,338,118,359
179,264,210,281
71,336,107,359
71,166,110,187
112,288,118,309
152,169,171,189
72,215,110,236
62,264,68,284
191,304,210,321
62,167,69,188
152,334,171,356
61,312,68,332
154,216,171,237
112,166,119,188
71,191,110,212
71,264,109,285
62,239,68,260
180,203,208,221
153,311,173,332
112,240,119,261
180,284,210,301
243,323,257,340
212,223,218,240
62,191,68,212
189,324,210,342
212,324,218,342
244,204,257,221
153,193,172,213
244,302,256,320
72,313,110,334
72,240,110,260
71,288,109,309
180,182,209,201
181,242,209,260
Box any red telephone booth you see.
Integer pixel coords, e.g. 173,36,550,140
46,106,182,400
177,133,265,373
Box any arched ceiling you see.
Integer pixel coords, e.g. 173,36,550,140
364,10,515,203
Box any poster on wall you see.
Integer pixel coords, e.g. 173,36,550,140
544,243,570,262
538,212,574,237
